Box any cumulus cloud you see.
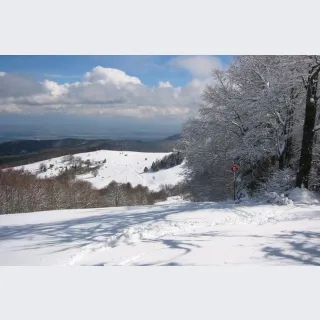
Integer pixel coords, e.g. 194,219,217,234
0,66,210,118
158,81,172,88
83,66,142,86
43,80,69,97
170,56,223,78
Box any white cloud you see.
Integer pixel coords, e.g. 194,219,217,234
83,66,142,87
0,72,6,76
42,80,69,97
158,81,172,88
0,104,23,113
0,66,210,118
170,56,223,78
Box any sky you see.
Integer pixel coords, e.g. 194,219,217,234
0,55,234,141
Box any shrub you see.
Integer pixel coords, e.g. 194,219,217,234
159,182,188,197
0,169,169,214
63,154,74,163
84,159,91,167
256,168,296,197
265,192,293,205
39,163,47,172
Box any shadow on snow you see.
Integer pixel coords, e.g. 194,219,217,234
261,230,320,266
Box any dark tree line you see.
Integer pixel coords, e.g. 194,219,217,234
147,151,184,173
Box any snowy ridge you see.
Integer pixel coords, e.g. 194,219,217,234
13,150,185,191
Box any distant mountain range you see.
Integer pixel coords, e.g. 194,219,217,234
0,134,181,167
163,134,181,141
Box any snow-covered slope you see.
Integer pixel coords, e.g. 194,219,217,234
13,150,185,191
1,198,320,266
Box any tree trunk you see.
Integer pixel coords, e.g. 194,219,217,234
279,97,294,170
296,65,320,188
283,105,294,168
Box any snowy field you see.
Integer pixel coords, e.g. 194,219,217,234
13,150,185,191
1,194,320,266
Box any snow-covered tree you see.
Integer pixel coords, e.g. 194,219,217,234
181,55,320,200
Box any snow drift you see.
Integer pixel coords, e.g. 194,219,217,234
287,187,319,205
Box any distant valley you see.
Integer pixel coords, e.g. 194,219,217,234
0,134,181,167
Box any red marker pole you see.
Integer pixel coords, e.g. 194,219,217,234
233,170,236,201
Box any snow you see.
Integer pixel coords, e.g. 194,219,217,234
313,123,320,132
1,198,320,266
13,150,185,191
265,192,293,205
287,187,319,205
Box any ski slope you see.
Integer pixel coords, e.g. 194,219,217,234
13,150,185,191
1,197,320,266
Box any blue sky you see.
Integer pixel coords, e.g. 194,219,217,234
0,55,233,86
0,55,234,140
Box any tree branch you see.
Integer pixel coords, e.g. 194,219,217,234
301,76,307,89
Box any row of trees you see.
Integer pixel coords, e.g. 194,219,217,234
0,169,167,214
179,56,320,200
146,151,184,172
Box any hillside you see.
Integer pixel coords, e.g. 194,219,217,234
1,196,319,266
14,150,185,191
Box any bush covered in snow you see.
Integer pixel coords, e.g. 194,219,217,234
237,188,250,200
265,192,293,205
257,168,296,197
287,187,319,205
159,182,188,198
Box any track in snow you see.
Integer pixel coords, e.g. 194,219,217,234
1,200,320,266
63,202,320,266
